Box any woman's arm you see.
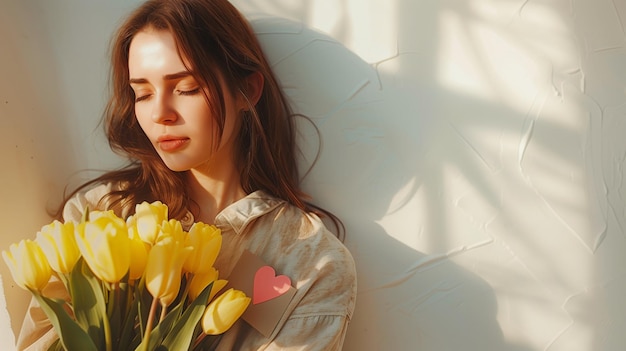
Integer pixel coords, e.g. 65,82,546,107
16,279,66,351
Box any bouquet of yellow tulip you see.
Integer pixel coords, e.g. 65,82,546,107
3,201,250,351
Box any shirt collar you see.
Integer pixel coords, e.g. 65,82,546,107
213,190,284,235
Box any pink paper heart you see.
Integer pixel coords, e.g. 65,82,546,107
253,265,292,305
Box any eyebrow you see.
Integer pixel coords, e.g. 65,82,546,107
129,71,194,84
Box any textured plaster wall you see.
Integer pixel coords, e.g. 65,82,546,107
1,0,625,350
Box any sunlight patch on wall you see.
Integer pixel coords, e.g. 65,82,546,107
309,0,398,64
436,8,497,102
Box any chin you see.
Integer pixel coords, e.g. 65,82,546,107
162,162,192,173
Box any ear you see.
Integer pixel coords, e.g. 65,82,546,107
240,71,264,109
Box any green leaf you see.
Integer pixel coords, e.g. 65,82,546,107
107,278,130,346
161,282,213,350
135,276,152,340
69,258,110,350
118,283,140,350
32,293,98,351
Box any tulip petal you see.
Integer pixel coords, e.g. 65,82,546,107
75,212,131,284
202,288,250,335
184,223,222,275
36,221,81,274
2,240,51,291
145,222,192,306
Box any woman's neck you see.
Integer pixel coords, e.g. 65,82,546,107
186,164,246,224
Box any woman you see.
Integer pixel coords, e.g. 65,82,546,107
17,0,356,350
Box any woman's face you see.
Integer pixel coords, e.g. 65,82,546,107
128,28,244,173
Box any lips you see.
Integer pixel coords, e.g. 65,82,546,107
157,135,190,152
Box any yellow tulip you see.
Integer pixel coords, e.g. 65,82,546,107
183,222,221,275
188,267,228,301
75,210,131,284
145,220,192,306
128,230,149,281
201,288,250,335
2,239,52,291
131,201,168,245
35,220,81,274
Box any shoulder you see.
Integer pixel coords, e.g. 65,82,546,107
62,182,123,222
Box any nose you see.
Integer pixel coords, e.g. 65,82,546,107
151,94,177,124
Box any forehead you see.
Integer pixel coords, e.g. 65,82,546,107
128,29,189,75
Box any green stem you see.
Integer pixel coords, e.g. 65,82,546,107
107,282,120,348
159,301,168,323
106,283,115,317
192,333,207,350
182,273,193,303
103,308,112,351
116,282,123,314
141,297,159,351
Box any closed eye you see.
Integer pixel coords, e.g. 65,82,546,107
134,93,152,103
177,88,201,96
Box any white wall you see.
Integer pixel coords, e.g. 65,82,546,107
1,0,624,350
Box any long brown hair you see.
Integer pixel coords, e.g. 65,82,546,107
58,0,343,237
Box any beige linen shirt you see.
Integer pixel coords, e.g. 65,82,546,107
17,183,357,351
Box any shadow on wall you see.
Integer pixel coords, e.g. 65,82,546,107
249,16,533,351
